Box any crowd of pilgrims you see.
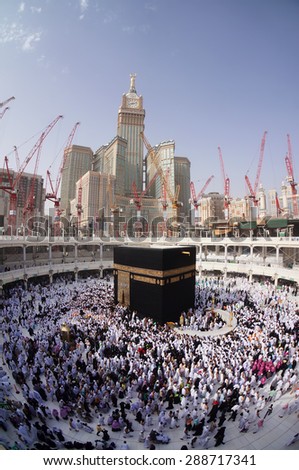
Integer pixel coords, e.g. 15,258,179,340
0,274,298,450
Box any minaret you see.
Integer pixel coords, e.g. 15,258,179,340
117,74,145,194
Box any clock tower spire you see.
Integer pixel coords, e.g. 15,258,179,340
117,74,145,194
129,73,137,93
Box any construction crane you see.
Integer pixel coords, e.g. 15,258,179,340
285,154,298,218
0,114,63,235
287,134,293,167
46,122,80,234
0,96,15,108
140,131,182,222
218,146,230,220
284,134,298,217
160,168,169,222
190,175,214,225
14,146,20,171
130,171,159,220
245,130,267,207
275,192,283,216
22,133,45,224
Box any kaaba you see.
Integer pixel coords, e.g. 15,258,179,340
113,245,196,323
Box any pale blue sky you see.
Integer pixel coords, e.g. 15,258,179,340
1,0,299,202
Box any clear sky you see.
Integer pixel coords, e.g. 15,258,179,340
1,0,299,205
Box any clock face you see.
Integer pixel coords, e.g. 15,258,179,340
127,98,138,108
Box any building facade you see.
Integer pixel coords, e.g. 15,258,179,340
200,192,225,225
267,189,280,217
71,171,116,234
93,136,127,196
174,156,191,219
0,168,44,233
281,179,299,218
117,74,145,195
60,145,93,219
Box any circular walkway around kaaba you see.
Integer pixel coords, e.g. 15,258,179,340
174,308,237,337
0,259,298,451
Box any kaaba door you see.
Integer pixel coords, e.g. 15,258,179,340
117,270,130,305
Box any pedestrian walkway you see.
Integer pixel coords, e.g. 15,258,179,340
1,357,298,450
0,276,298,451
174,308,237,337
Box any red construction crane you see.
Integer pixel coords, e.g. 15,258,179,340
0,96,15,108
287,133,293,167
218,146,230,219
190,175,214,224
285,152,298,218
285,133,298,217
275,193,283,216
0,114,63,234
245,130,267,206
22,133,45,223
131,171,159,220
46,122,80,232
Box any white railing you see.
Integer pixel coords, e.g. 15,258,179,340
198,261,299,283
1,236,298,285
0,260,114,284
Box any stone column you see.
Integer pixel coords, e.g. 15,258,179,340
224,244,228,263
276,246,280,265
48,244,52,264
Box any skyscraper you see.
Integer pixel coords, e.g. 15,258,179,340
146,141,191,221
117,74,145,195
60,145,93,218
71,171,116,231
174,156,191,219
93,136,127,197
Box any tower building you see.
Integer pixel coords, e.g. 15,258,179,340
71,171,116,233
174,156,191,219
117,74,145,195
93,136,127,197
60,145,93,218
267,189,281,217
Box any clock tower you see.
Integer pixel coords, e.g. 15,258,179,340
117,74,145,195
